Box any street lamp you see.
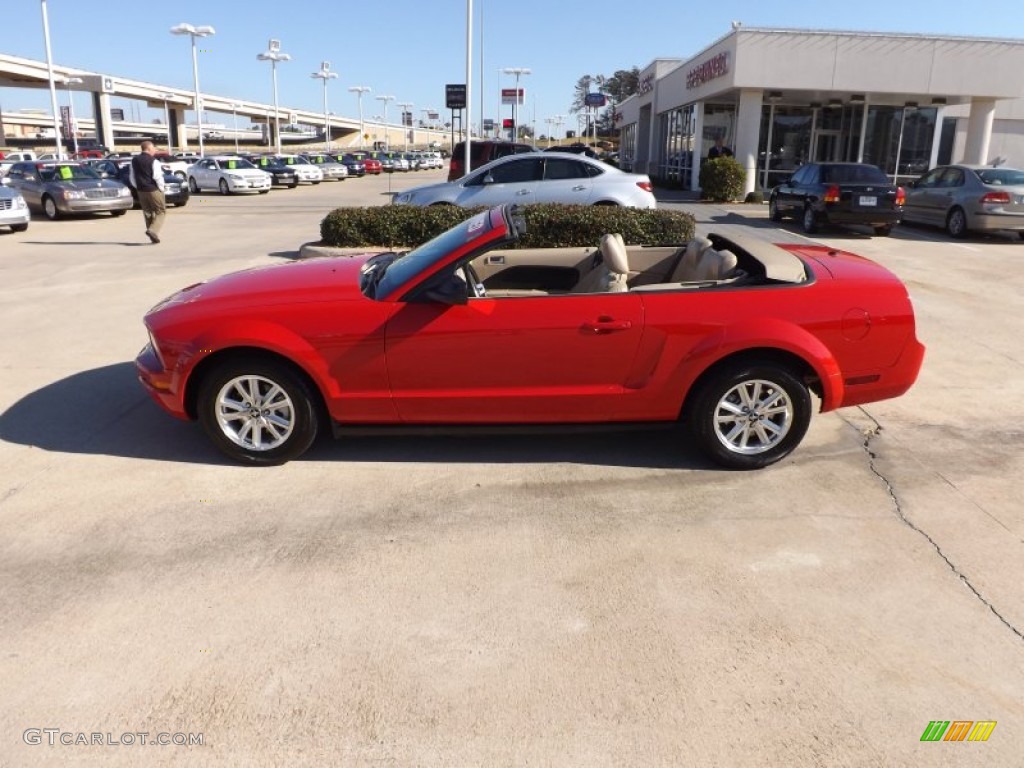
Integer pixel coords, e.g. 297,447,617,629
230,102,241,153
257,38,291,155
501,67,530,141
554,114,565,145
39,0,63,158
397,101,413,150
544,117,555,148
170,22,215,156
375,94,394,149
63,76,83,156
159,91,175,153
349,86,371,148
310,61,338,153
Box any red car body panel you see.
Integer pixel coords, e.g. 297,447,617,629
137,206,923,441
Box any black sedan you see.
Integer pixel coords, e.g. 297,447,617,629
769,162,904,236
333,154,366,177
242,155,299,189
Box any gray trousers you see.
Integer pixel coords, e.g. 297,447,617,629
138,189,166,236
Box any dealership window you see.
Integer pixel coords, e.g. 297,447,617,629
657,105,695,187
757,105,813,190
862,106,937,182
703,103,736,155
620,123,637,172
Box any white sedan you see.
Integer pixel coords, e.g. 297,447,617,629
269,155,324,184
187,156,272,195
393,152,656,208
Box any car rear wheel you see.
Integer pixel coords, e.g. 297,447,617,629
197,358,320,465
801,205,818,234
188,177,200,193
110,210,127,217
685,361,811,469
218,178,230,195
946,207,968,238
11,223,28,233
873,224,893,236
768,196,783,222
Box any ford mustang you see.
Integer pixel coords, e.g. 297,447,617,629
136,205,924,469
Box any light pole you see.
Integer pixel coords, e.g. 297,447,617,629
230,102,241,153
39,0,63,157
502,67,530,142
159,91,175,153
397,101,413,150
554,114,565,146
375,94,394,149
170,22,215,156
257,39,291,155
348,86,371,148
311,61,338,153
63,76,83,156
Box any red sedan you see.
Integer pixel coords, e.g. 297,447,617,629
136,205,924,468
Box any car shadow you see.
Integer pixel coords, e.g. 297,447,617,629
20,240,150,247
268,249,301,260
0,362,716,470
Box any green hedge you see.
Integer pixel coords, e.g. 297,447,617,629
320,204,695,249
699,156,746,202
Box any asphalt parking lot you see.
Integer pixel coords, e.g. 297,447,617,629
1,171,1022,767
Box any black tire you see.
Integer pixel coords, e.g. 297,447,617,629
43,196,60,221
1018,231,1024,241
289,182,298,189
768,196,783,222
189,177,200,193
110,209,127,217
685,361,812,470
10,223,28,233
197,357,320,465
801,205,818,234
258,190,270,195
312,180,321,185
946,207,968,238
873,224,893,236
218,178,230,195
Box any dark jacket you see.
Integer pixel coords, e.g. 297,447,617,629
130,153,162,192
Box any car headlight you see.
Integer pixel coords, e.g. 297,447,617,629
14,196,27,209
118,186,131,197
394,193,413,205
226,174,244,181
62,189,86,200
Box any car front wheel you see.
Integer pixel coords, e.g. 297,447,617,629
197,358,320,465
218,178,230,195
768,196,782,222
43,196,60,221
685,361,812,469
188,177,200,193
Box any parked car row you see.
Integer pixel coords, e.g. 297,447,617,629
768,161,1024,240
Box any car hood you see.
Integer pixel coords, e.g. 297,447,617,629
148,254,381,318
52,179,123,191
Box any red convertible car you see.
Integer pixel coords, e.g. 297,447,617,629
136,205,924,469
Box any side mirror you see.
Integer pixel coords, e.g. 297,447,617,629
414,272,469,306
482,173,495,185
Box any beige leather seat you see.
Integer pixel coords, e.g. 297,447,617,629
669,236,713,281
571,233,630,293
694,248,738,281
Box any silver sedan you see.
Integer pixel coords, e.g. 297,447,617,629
3,161,132,220
902,164,1024,239
393,152,657,209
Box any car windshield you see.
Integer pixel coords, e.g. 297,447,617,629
372,209,499,300
40,165,99,182
307,156,330,164
976,168,1024,186
221,158,257,170
821,165,889,184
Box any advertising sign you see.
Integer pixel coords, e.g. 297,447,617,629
584,93,607,108
501,88,525,105
445,83,467,109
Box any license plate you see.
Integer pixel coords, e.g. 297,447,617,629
859,195,877,207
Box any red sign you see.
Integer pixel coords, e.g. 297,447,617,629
501,88,524,106
687,52,730,89
502,119,514,129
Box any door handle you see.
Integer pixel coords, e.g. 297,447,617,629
572,185,586,191
515,189,531,196
583,317,633,334
484,255,505,265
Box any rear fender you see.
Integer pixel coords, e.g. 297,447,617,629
674,318,844,412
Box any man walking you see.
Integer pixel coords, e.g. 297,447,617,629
129,140,166,244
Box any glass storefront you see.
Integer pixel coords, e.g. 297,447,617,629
656,105,695,187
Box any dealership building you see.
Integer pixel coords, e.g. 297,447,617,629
614,27,1024,194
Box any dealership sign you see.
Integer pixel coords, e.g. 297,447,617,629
687,52,729,89
501,88,525,105
584,92,607,107
445,83,467,110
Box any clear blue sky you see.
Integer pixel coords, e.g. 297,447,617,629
3,0,1023,133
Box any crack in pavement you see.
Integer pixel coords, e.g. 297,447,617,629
843,407,1024,643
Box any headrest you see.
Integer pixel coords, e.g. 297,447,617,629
685,236,713,260
695,248,739,281
600,233,629,275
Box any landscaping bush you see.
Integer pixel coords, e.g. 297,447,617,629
699,156,746,202
320,204,695,248
744,190,764,204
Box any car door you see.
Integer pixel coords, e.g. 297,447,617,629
384,291,645,423
7,165,43,208
455,156,543,207
903,167,945,225
532,157,595,204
